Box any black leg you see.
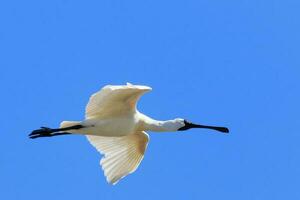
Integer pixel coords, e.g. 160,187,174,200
29,131,72,139
29,125,83,139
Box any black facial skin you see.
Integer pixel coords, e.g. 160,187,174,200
178,120,229,133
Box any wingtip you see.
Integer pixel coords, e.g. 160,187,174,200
125,82,152,90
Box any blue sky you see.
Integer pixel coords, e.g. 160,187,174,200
1,0,300,199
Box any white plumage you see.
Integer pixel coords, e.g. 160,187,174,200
30,83,229,185
85,83,151,119
87,131,148,184
64,83,151,184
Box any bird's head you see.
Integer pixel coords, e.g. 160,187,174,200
175,118,229,133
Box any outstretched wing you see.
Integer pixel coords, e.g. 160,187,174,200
86,131,149,184
85,83,152,119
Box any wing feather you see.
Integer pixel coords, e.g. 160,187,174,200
86,131,149,184
85,84,152,119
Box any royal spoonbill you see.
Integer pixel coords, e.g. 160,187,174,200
29,83,229,184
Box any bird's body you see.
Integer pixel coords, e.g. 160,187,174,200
30,83,229,184
62,113,184,136
65,116,139,136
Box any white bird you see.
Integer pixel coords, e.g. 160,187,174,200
30,83,229,184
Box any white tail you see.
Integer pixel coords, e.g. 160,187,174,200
60,121,81,129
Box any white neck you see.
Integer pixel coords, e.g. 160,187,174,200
139,114,183,132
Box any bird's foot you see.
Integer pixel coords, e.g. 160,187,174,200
29,127,54,139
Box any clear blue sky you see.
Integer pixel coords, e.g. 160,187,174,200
1,0,299,199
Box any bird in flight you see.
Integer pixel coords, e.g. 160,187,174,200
29,83,229,184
